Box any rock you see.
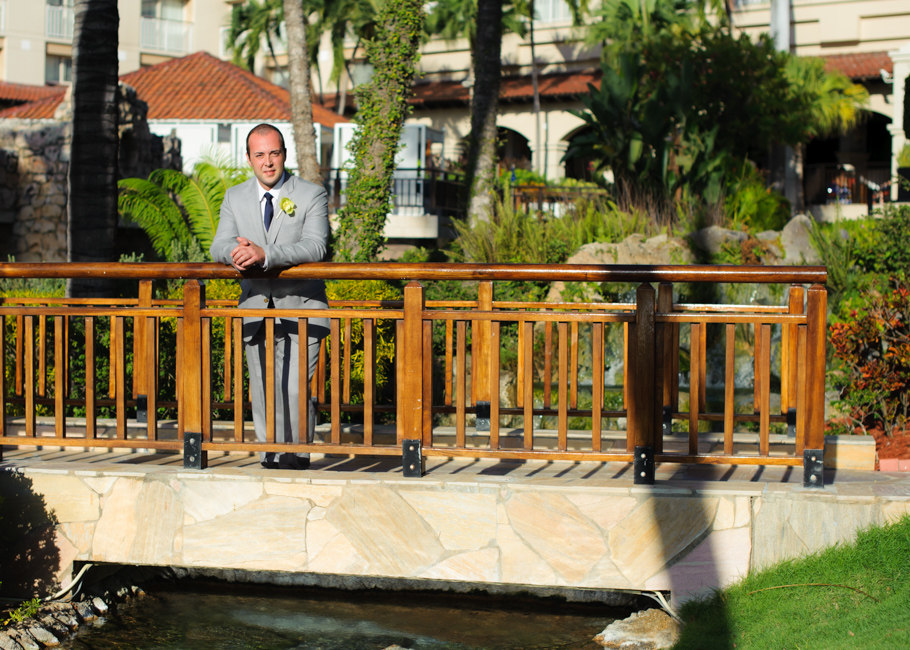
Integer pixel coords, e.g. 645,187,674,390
689,226,748,256
593,609,681,650
5,630,38,650
71,601,96,623
38,616,68,638
780,214,821,264
0,631,25,650
44,604,79,631
23,626,58,648
90,597,109,616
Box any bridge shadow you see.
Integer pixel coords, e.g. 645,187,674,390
0,466,61,599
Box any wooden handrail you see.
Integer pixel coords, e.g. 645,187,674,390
0,262,827,284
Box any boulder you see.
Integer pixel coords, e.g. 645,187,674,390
780,214,821,264
593,609,682,650
688,226,748,256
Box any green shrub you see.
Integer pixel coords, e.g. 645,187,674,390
724,162,790,232
897,143,910,167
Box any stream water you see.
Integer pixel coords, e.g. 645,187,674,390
62,581,631,650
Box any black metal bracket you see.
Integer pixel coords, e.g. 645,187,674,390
662,405,673,437
634,446,655,485
475,401,491,432
787,408,796,438
402,439,425,478
803,448,824,489
136,395,148,424
183,432,207,470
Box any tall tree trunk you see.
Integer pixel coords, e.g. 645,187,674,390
794,141,805,213
529,0,541,177
465,0,503,224
333,0,424,262
284,0,323,185
67,0,119,298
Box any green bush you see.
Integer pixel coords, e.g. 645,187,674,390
724,162,790,232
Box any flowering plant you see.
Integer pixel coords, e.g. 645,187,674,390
280,197,296,216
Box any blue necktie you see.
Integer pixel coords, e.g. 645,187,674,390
263,192,274,231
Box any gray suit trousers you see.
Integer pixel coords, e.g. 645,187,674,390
246,327,321,464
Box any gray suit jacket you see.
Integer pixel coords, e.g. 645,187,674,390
210,173,330,342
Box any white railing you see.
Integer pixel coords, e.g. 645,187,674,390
140,16,193,54
46,4,75,40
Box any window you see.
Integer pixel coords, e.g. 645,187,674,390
46,54,72,84
534,0,573,24
46,0,74,6
141,0,184,20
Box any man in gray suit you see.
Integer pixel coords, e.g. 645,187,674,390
210,123,329,470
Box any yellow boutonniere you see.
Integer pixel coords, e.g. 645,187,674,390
280,197,296,216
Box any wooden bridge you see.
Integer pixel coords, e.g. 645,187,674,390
0,262,828,487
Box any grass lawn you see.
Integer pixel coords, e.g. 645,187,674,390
672,515,910,649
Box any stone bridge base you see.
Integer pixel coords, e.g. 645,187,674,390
1,448,908,607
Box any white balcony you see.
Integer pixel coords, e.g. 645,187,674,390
46,4,75,41
140,16,193,55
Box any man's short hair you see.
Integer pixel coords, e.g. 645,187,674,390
246,123,286,155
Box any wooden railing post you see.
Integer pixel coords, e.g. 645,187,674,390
401,282,426,476
181,280,207,469
473,281,493,430
630,282,657,484
803,283,827,488
133,279,153,421
657,282,674,449
783,284,805,436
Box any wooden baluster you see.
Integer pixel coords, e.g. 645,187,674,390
298,318,311,450
456,320,466,448
557,322,568,451
724,323,735,455
224,317,233,403
181,281,205,446
85,317,96,439
592,322,603,452
24,316,35,438
490,321,500,450
265,318,276,448
473,281,493,409
622,322,629,410
38,315,46,398
625,319,637,452
569,322,579,410
15,314,22,396
109,316,116,400
784,285,805,415
147,316,158,440
233,318,244,442
0,315,5,437
445,319,453,406
633,283,657,458
796,325,808,455
114,316,126,440
688,323,701,455
363,318,374,446
543,320,552,408
516,317,525,409
330,318,341,445
343,317,352,404
657,283,673,453
753,322,762,414
396,320,404,441
134,280,152,401
670,322,680,413
523,320,534,450
698,321,707,412
400,282,425,445
759,324,771,456
202,317,212,441
177,319,184,435
423,319,433,445
317,337,327,405
54,316,64,438
805,285,827,453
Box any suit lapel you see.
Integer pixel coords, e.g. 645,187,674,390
268,174,294,244
243,178,268,242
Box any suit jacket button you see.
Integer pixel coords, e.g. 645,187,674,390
263,298,269,303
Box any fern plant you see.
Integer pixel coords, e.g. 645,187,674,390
118,159,248,262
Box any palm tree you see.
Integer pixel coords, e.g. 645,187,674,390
785,56,870,213
67,0,119,298
118,160,249,262
228,0,284,73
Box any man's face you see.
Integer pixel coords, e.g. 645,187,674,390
247,130,286,189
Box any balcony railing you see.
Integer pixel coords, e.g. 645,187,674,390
0,262,829,487
46,3,74,40
805,163,893,207
328,168,464,218
140,16,193,55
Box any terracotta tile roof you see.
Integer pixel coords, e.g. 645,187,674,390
0,93,65,119
0,52,347,126
823,51,892,82
407,69,602,108
0,82,67,104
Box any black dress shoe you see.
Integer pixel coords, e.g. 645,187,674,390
279,458,310,470
260,461,279,470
